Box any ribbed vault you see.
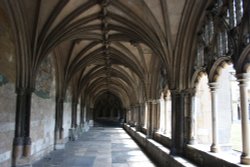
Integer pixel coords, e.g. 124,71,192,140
1,0,214,116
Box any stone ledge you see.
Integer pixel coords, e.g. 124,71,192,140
185,145,244,167
153,132,172,148
123,124,197,167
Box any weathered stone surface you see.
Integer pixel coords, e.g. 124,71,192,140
30,94,55,162
0,83,15,167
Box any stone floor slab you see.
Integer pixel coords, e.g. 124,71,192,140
33,126,156,167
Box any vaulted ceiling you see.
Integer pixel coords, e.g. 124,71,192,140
0,0,213,107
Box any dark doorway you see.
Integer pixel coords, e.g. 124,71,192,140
93,92,124,127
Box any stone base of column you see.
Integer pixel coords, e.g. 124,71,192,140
146,130,152,139
78,124,83,134
60,128,64,139
188,137,197,145
13,145,23,161
23,137,31,157
210,144,220,153
55,129,60,141
128,121,133,127
241,154,250,165
210,143,231,152
13,137,23,159
69,128,78,141
12,156,32,167
23,145,31,157
136,125,141,132
55,139,65,150
89,120,94,127
76,126,82,136
83,122,90,132
55,128,65,149
170,147,177,155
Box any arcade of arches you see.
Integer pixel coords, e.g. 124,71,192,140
0,0,249,166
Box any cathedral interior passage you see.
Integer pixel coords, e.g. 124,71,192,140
0,0,250,167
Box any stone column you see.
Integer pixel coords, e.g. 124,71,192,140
147,101,153,138
154,100,160,132
59,99,64,140
69,102,78,141
129,107,132,125
71,102,78,128
144,102,148,128
123,108,127,123
23,90,32,157
184,89,196,145
136,105,141,131
13,89,25,161
89,108,94,126
237,73,250,165
82,106,89,132
170,90,185,155
160,98,165,133
189,93,197,144
84,106,87,123
151,101,156,133
133,106,136,126
55,98,65,149
209,82,220,153
126,109,129,124
164,96,168,134
12,88,33,166
134,106,137,126
80,104,84,126
140,103,145,127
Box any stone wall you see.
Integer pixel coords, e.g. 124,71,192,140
30,55,56,162
77,104,81,125
0,7,16,167
0,82,15,167
30,94,55,162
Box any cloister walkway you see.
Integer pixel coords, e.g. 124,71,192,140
33,124,156,167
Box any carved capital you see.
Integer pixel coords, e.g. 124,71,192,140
208,82,219,92
237,73,250,87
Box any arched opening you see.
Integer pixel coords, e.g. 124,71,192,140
158,91,172,136
216,63,238,151
93,92,124,126
164,91,172,137
195,73,212,144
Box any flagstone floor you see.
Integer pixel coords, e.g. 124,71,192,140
33,126,156,167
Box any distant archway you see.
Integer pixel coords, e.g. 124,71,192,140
93,92,124,126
